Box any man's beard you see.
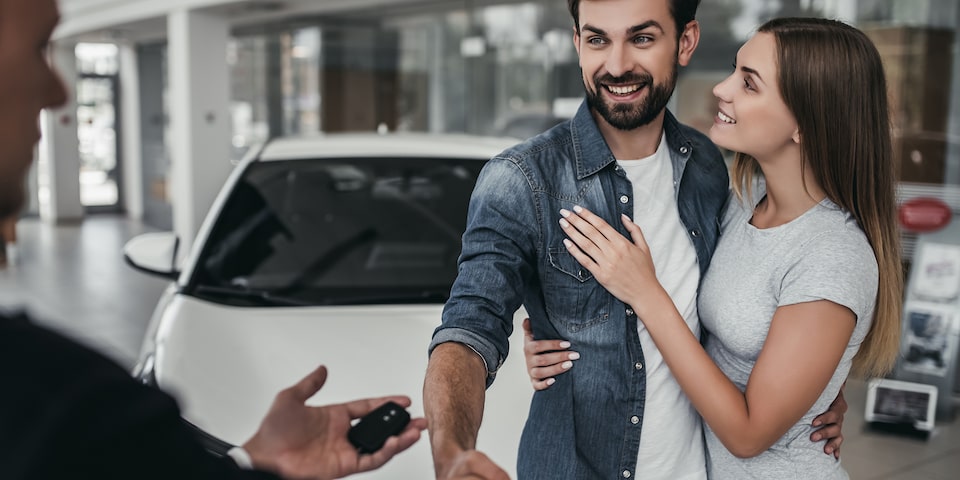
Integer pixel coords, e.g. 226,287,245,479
584,64,678,131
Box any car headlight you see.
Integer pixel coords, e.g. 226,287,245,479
132,353,158,387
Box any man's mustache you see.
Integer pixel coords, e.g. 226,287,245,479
593,72,652,85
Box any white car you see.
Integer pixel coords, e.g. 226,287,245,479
125,133,533,478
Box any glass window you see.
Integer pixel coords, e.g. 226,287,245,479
189,156,484,307
75,43,121,209
75,43,119,76
229,1,581,140
228,36,271,160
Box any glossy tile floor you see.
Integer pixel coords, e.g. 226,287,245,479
2,215,959,479
0,215,168,369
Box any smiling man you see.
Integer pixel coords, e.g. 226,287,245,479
0,0,426,478
424,1,727,479
422,1,845,479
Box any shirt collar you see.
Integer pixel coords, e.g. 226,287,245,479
569,100,694,180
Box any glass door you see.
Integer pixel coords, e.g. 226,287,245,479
76,74,122,212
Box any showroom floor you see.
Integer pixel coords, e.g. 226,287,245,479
2,214,959,479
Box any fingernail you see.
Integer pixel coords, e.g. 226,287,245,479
563,238,572,248
559,341,571,348
546,378,556,385
812,420,821,427
562,361,573,369
559,209,570,218
825,447,833,454
573,205,583,213
559,218,570,228
569,352,580,360
811,434,820,441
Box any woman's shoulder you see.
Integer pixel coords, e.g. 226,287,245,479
790,203,879,288
805,200,873,251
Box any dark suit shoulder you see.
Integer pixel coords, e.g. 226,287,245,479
0,311,280,480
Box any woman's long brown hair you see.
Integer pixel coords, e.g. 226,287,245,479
732,17,902,378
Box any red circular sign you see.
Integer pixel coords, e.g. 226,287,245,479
898,197,952,233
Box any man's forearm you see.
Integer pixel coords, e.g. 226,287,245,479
423,342,489,476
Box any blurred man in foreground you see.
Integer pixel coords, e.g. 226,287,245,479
0,0,426,478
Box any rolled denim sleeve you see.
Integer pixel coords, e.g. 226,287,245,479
428,156,539,387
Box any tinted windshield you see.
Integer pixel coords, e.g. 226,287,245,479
187,156,485,307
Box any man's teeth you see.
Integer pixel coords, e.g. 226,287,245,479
718,111,736,124
607,84,641,95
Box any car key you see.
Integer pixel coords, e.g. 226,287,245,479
347,400,411,453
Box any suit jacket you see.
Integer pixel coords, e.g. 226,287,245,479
0,310,281,480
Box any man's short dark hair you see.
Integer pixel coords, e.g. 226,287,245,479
567,0,701,39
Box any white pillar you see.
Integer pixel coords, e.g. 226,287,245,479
38,43,84,224
119,43,145,220
167,8,232,253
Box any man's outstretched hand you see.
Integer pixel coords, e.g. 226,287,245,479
243,365,428,479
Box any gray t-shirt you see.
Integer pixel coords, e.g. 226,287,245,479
698,189,878,479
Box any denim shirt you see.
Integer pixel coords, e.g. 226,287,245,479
429,101,729,479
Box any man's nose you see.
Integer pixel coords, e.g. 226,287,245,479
605,43,634,78
47,70,69,109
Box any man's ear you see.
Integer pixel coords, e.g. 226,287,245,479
677,20,701,67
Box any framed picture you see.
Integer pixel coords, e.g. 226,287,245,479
900,304,958,377
911,242,960,303
864,379,938,431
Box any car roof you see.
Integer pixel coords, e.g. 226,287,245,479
258,132,521,162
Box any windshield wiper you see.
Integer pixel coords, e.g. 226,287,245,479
192,284,313,307
275,228,378,294
313,290,450,305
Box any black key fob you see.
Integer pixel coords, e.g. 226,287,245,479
347,400,411,453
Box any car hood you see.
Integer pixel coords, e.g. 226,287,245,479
152,294,531,478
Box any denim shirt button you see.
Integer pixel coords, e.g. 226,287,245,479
625,308,634,316
680,146,689,154
622,470,632,478
690,229,701,238
619,195,629,204
634,362,643,371
630,415,640,424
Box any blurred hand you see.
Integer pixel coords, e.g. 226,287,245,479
522,318,578,391
810,384,847,459
243,365,428,479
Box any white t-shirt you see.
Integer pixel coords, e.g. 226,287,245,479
617,134,706,480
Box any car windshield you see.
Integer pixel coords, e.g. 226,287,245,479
187,156,485,307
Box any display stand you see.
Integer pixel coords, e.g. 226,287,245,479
891,221,960,422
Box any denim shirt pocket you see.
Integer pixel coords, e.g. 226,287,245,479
544,247,611,333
